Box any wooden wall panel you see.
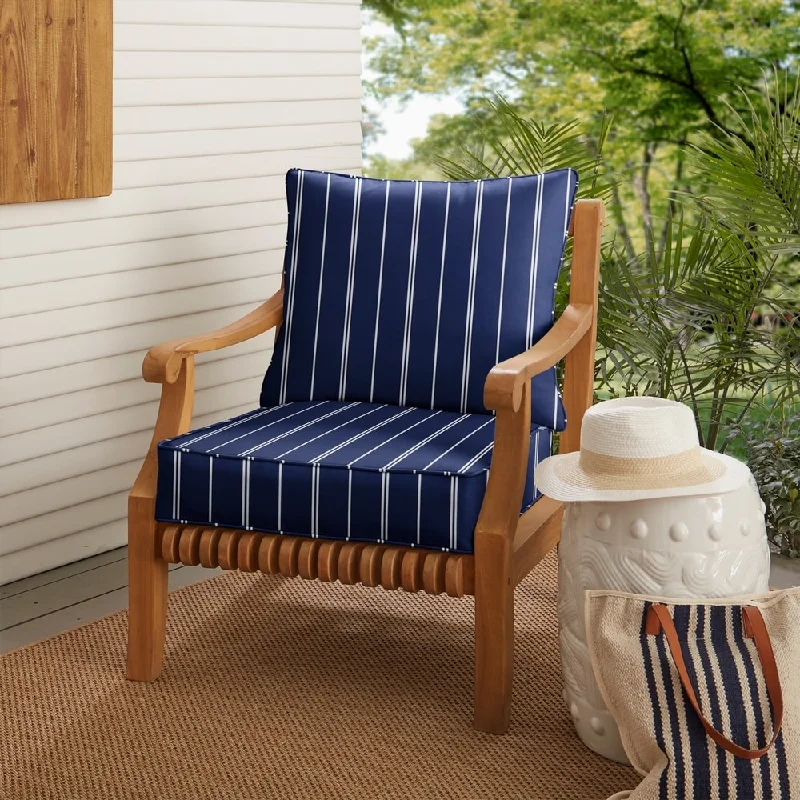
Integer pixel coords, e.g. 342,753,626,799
0,0,112,205
0,0,362,585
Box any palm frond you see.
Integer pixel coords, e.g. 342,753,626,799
690,71,800,252
432,95,611,198
431,79,800,454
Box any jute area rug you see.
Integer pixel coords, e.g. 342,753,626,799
1,550,637,799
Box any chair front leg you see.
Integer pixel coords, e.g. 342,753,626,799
126,357,195,682
127,502,168,681
474,530,515,733
473,384,531,733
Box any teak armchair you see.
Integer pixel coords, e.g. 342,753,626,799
127,169,603,735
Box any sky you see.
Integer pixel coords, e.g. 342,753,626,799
362,18,462,160
368,94,463,159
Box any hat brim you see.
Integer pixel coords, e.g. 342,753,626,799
535,449,751,502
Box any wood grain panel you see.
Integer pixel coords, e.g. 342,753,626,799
36,0,78,200
77,0,112,196
1,0,111,205
1,0,37,202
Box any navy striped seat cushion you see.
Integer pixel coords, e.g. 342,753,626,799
155,401,551,554
260,168,578,430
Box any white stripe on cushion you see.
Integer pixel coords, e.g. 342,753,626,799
430,182,450,410
369,180,391,403
310,173,332,400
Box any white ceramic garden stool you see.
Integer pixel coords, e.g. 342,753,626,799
558,483,769,762
536,397,770,764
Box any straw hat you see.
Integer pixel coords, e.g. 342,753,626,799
536,397,750,502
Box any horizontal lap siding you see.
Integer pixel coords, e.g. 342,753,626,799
0,0,362,583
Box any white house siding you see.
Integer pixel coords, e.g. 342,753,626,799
0,0,362,583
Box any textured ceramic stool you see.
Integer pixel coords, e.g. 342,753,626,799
557,475,770,763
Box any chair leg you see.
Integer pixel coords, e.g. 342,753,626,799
473,534,514,734
126,509,168,682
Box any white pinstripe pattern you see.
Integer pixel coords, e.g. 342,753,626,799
178,406,279,449
309,407,414,463
369,181,391,403
309,173,332,400
449,477,454,550
208,458,213,523
162,413,241,446
277,404,381,460
277,461,283,533
448,476,459,551
346,469,353,540
280,169,305,404
495,177,513,364
422,418,494,471
339,176,362,400
205,403,319,453
380,471,389,543
416,473,422,546
309,463,315,537
381,414,469,470
532,428,541,507
399,181,422,406
453,477,458,552
172,450,181,519
159,404,549,553
563,169,572,236
526,174,544,349
458,441,494,474
239,402,359,457
460,181,484,412
553,170,573,429
430,183,450,409
310,464,321,537
241,458,251,530
346,410,443,468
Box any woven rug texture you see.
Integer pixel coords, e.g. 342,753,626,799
0,550,637,799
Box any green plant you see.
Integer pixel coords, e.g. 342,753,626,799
597,212,799,451
598,73,800,450
737,411,800,557
435,77,800,552
435,79,800,450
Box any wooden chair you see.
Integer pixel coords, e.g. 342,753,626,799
127,169,603,735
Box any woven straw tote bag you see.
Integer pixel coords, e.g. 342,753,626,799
585,588,800,799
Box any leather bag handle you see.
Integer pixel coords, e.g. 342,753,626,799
646,603,784,760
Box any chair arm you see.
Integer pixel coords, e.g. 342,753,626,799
142,289,284,384
474,305,592,542
483,303,593,412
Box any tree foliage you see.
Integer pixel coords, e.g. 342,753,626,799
364,0,800,256
434,78,800,457
364,1,800,547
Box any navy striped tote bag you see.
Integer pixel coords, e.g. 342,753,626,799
586,589,800,799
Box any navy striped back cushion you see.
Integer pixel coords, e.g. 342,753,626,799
260,169,577,429
642,603,791,799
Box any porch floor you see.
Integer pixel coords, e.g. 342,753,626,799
1,547,798,656
0,549,219,655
